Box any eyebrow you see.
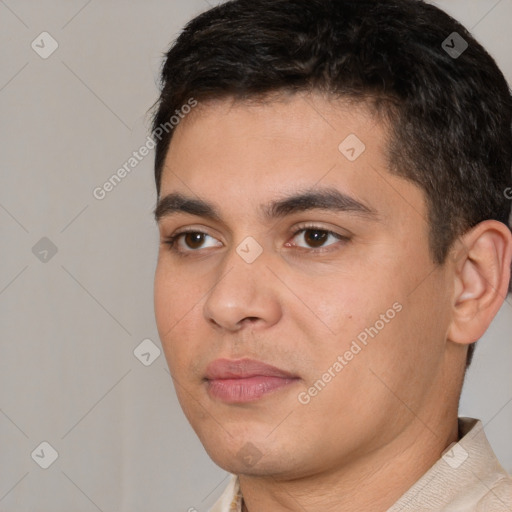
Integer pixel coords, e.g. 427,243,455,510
153,187,378,224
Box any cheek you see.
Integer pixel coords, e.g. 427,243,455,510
154,262,214,379
296,259,417,375
300,272,393,342
154,264,175,334
154,262,202,331
154,264,193,365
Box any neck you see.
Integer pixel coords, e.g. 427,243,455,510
239,413,459,512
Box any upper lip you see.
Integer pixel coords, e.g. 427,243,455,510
204,358,298,380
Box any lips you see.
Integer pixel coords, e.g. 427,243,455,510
204,358,300,403
204,358,297,380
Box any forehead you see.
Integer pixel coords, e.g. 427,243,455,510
159,93,426,225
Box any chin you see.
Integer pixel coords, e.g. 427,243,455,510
198,429,302,478
211,453,298,478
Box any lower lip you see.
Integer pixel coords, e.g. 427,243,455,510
206,376,299,403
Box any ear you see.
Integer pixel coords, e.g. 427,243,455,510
447,220,512,345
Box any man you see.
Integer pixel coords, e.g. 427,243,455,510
151,0,512,510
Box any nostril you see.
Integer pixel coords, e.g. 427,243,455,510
237,317,261,330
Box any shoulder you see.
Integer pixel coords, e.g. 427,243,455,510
471,468,512,511
389,418,512,512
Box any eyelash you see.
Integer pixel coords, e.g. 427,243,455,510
162,224,349,257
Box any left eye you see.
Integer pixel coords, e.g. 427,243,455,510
288,228,346,249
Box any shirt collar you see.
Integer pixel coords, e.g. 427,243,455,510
209,473,243,512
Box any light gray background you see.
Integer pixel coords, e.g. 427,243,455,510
0,1,510,511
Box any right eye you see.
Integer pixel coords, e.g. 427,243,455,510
162,230,223,255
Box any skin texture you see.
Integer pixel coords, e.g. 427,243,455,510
153,92,512,511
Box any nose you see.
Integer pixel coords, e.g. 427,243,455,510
203,247,282,332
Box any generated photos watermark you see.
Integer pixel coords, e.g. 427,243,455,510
298,301,403,405
92,98,198,200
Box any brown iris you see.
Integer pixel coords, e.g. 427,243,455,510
184,232,206,249
303,229,328,248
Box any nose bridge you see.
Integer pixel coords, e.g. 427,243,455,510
203,238,280,330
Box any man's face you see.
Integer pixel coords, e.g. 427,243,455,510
154,93,454,478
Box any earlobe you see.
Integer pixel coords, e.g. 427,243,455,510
447,220,512,346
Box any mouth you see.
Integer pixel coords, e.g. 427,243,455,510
204,358,300,403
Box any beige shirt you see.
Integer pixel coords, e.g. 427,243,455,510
209,418,512,511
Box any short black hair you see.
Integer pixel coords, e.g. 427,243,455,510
151,0,512,366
